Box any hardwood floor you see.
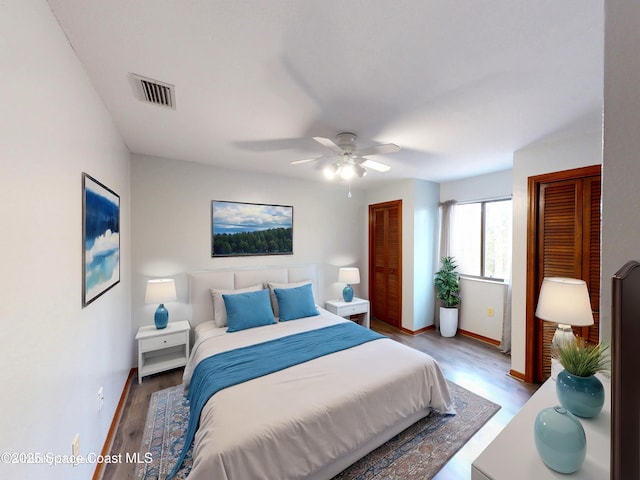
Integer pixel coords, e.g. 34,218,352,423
100,320,538,480
100,369,183,480
371,319,539,479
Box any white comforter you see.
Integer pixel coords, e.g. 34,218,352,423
183,309,453,480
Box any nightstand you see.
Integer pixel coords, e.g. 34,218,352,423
325,297,370,328
135,320,191,384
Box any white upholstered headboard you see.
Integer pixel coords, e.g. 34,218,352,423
188,265,318,327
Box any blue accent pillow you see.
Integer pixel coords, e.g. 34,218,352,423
223,289,276,332
274,283,320,321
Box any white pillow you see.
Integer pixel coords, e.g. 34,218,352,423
210,283,263,327
268,280,313,318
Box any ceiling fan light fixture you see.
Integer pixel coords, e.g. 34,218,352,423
340,164,356,180
291,133,396,178
323,163,339,179
355,164,367,177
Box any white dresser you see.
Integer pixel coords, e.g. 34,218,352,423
472,376,610,479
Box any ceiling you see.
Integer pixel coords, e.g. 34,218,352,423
47,0,604,185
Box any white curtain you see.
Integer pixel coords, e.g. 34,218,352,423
436,200,457,328
499,227,513,354
439,200,457,258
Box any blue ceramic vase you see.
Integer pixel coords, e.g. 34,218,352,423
556,369,604,418
154,303,169,329
534,405,586,474
342,284,354,302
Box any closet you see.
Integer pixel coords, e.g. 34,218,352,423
368,200,402,327
526,165,601,383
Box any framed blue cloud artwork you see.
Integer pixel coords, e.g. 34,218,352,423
212,201,293,257
82,173,120,306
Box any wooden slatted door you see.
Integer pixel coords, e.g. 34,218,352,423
369,200,402,327
527,165,601,383
583,175,601,346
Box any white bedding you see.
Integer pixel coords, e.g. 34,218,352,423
182,308,453,480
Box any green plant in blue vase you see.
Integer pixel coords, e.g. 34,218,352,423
553,336,610,418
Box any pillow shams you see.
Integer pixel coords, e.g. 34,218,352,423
210,283,262,327
274,283,319,321
223,289,276,332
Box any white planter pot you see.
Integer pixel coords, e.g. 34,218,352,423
440,307,459,337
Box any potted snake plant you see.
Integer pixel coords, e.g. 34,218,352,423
552,337,610,417
434,256,460,337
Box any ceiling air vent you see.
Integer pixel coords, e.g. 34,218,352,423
131,74,176,109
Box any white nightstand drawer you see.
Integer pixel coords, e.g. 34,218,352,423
140,331,185,352
341,304,367,316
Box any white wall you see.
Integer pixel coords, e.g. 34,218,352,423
0,1,131,479
440,168,513,203
412,180,441,331
364,179,440,331
510,131,603,375
601,0,640,343
131,154,366,332
458,278,507,342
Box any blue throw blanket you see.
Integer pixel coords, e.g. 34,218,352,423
166,321,385,479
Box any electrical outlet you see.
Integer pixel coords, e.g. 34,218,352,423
487,307,495,317
71,434,80,466
98,386,104,412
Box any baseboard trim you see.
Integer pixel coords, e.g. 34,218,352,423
92,368,136,480
399,324,435,335
508,369,526,382
458,329,501,346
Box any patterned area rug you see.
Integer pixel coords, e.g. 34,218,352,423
135,381,499,480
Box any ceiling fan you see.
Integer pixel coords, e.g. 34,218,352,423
291,133,400,180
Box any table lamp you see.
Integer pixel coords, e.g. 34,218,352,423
145,278,177,329
338,267,360,302
535,277,594,349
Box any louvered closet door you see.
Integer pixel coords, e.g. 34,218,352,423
369,200,402,327
533,168,601,382
583,176,601,346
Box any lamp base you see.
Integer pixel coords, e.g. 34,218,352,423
154,304,169,329
552,324,575,349
342,284,354,302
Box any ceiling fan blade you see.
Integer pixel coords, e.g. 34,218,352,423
356,143,401,157
313,136,344,154
291,155,334,165
313,158,335,171
290,158,318,165
360,158,391,172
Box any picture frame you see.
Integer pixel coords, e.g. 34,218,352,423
212,200,293,257
82,173,120,306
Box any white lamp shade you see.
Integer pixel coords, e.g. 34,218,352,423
338,267,360,285
145,279,177,304
535,277,594,327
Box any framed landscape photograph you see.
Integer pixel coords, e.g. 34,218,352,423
82,173,120,306
212,201,293,257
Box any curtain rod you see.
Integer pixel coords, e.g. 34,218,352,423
448,195,512,206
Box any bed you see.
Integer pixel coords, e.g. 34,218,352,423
170,265,453,480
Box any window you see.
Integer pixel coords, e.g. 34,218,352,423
451,199,512,279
